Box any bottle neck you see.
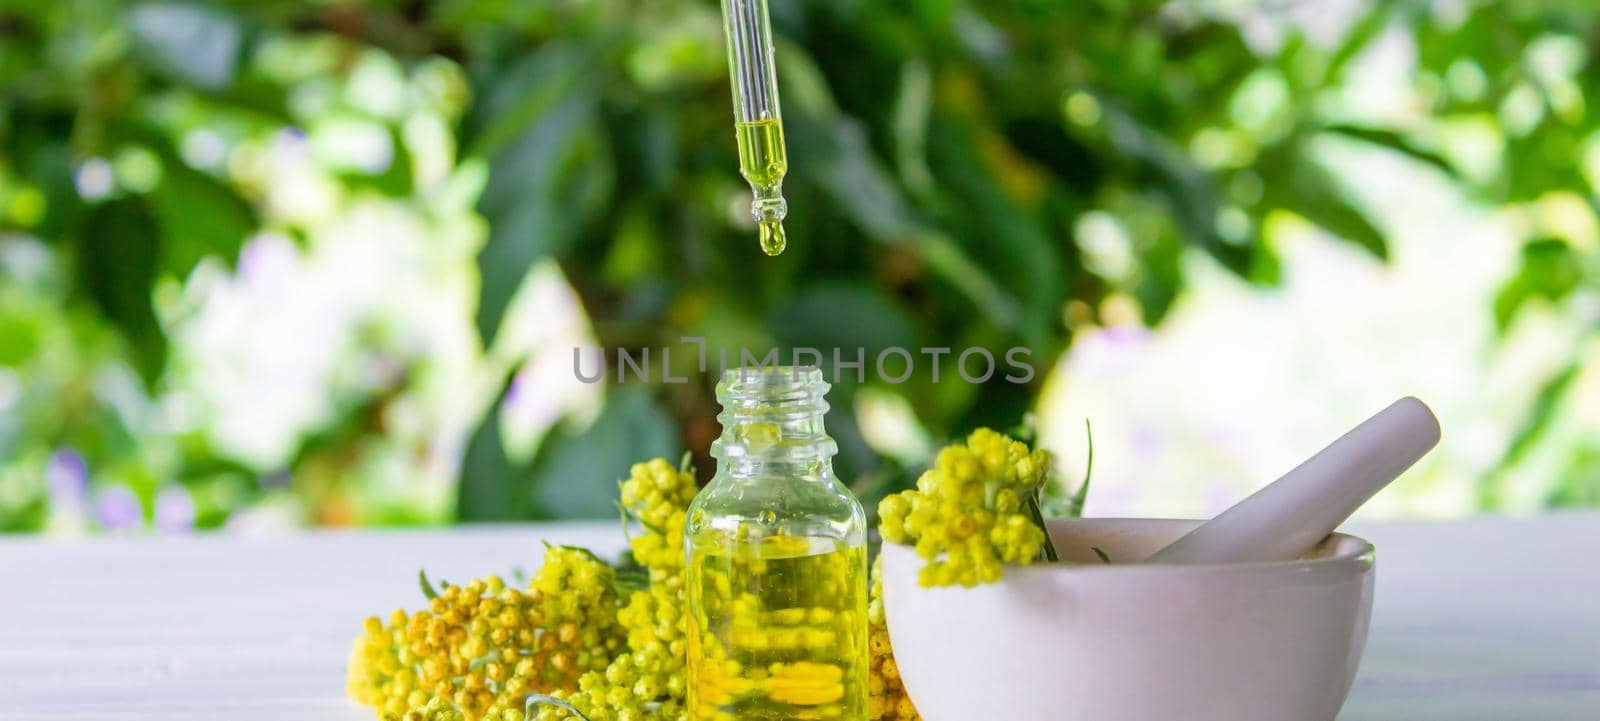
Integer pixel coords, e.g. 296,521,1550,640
711,366,837,476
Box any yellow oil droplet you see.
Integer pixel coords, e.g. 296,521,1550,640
759,219,786,256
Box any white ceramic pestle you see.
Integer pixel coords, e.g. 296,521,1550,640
1145,396,1441,565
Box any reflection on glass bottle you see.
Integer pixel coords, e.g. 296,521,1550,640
685,366,869,721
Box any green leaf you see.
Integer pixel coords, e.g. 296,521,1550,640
1282,187,1387,259
75,197,166,388
891,58,935,199
1493,238,1583,334
1547,445,1600,509
464,42,595,161
1259,138,1388,260
774,40,840,119
527,387,680,519
771,282,919,361
786,110,1022,331
418,569,439,600
337,126,414,197
149,163,254,278
789,112,921,241
457,382,523,522
125,2,242,91
1098,102,1241,269
1091,546,1112,564
0,306,41,366
925,118,1067,347
1025,493,1059,563
1322,0,1398,83
470,43,614,347
612,566,650,594
1480,361,1580,508
549,543,610,566
1321,124,1458,178
1007,415,1038,446
1502,129,1589,203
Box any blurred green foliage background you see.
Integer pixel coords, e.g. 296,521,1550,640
2,0,1597,533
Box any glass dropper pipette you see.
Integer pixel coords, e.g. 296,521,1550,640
721,0,789,256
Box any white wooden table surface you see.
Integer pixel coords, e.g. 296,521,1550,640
4,514,1597,720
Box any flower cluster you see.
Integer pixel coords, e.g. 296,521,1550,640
348,547,623,721
867,559,920,721
877,428,1053,587
530,457,699,721
354,430,1045,721
382,696,532,721
619,457,697,580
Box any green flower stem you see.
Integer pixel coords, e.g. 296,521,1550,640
1025,494,1059,563
1066,419,1095,518
526,694,592,721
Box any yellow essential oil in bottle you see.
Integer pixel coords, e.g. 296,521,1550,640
686,367,869,721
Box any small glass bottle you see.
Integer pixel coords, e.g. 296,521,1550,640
685,366,869,721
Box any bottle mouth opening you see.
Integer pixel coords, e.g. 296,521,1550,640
713,366,834,462
717,365,826,399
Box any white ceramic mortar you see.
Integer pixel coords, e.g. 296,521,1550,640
881,518,1376,721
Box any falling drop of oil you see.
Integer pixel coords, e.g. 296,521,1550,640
758,219,786,256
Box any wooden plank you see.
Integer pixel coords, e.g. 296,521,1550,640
1341,513,1600,720
1,515,1595,719
0,523,620,719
